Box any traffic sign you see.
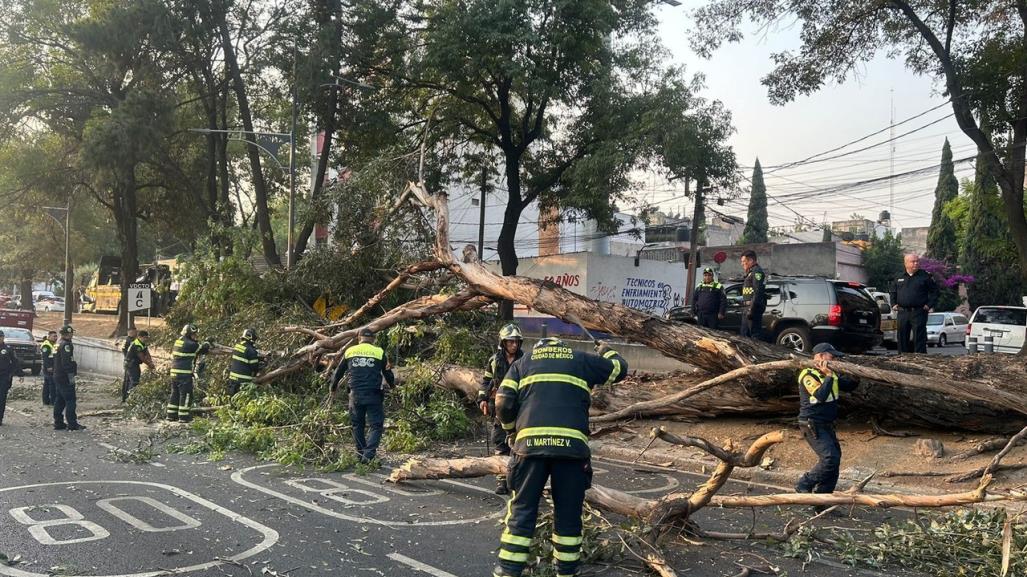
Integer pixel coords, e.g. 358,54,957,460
714,251,727,264
128,283,151,313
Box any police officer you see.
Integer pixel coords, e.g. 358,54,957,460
228,328,261,395
123,330,156,402
331,328,395,464
40,330,58,405
890,253,939,354
796,343,860,499
0,330,23,425
740,250,767,340
692,267,726,329
493,337,627,577
167,324,210,422
477,324,525,495
53,325,84,431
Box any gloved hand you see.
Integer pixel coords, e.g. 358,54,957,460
594,341,611,355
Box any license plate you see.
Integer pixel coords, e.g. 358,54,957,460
881,320,896,330
859,319,867,324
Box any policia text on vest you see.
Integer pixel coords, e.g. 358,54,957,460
492,338,627,577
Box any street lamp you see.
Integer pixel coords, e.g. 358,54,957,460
41,201,72,327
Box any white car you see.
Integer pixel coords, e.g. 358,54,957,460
38,296,65,312
926,312,969,347
966,306,1027,354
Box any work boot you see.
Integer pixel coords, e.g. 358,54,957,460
53,423,67,430
67,424,87,431
494,476,510,496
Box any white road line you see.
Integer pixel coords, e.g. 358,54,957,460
439,479,497,495
387,553,462,577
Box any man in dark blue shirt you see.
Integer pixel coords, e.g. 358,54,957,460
796,343,859,498
332,328,395,463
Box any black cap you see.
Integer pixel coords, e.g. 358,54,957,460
812,343,844,357
358,328,375,338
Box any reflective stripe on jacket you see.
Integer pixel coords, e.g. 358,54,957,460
229,340,260,381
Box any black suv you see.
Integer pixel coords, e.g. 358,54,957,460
667,277,883,353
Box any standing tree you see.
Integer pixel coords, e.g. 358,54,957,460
863,230,904,291
694,1,1027,302
740,158,768,244
927,139,959,264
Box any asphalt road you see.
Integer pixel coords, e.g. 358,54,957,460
0,388,928,577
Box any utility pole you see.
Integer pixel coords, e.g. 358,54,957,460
478,166,487,260
685,181,704,308
42,202,73,327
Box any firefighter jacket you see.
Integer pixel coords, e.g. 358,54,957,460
41,339,56,372
171,336,209,377
742,264,767,314
124,338,153,370
692,282,726,317
797,367,859,424
0,343,20,377
331,342,396,402
478,348,524,401
54,338,76,381
496,338,628,459
229,340,260,382
890,269,939,310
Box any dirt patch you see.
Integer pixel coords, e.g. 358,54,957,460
35,311,165,339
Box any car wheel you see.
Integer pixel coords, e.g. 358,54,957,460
776,326,811,353
939,334,947,347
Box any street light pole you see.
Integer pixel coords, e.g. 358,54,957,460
41,201,73,326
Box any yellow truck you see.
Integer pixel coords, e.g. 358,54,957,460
82,256,176,315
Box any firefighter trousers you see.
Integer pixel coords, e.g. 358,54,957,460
167,375,194,422
497,455,593,577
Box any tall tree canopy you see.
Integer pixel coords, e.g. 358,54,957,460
740,158,768,244
927,138,959,264
694,0,1027,295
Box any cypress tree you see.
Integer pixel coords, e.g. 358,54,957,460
741,158,768,244
926,139,959,263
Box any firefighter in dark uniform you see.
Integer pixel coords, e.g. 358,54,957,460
120,327,138,402
493,337,628,577
890,253,939,354
477,324,525,495
331,328,395,464
122,330,156,402
40,330,58,405
53,325,84,430
0,330,23,425
167,324,210,422
692,267,726,329
228,328,261,395
796,343,860,499
740,250,767,340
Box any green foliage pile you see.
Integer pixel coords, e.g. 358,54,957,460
523,505,621,577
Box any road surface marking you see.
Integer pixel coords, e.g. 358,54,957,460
440,479,496,495
96,496,202,532
232,464,502,527
387,553,461,577
0,481,279,577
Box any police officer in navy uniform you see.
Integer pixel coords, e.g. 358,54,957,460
692,267,726,329
890,253,939,354
53,325,84,431
228,328,261,395
0,330,23,425
331,327,395,464
739,250,767,340
477,324,525,495
123,330,156,402
40,330,58,406
796,343,860,500
168,324,209,422
493,337,627,577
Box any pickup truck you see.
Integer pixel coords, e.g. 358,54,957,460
869,290,897,349
0,310,40,374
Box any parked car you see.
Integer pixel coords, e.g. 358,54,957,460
868,290,897,349
37,296,65,312
926,312,969,347
0,326,41,375
32,290,56,302
667,277,883,353
965,306,1027,354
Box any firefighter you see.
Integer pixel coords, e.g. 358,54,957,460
331,328,395,464
477,324,525,495
122,330,156,402
167,324,209,422
692,267,726,329
53,325,83,431
40,330,58,406
740,250,767,340
228,328,261,395
120,327,138,402
796,343,860,499
0,330,22,425
493,337,628,577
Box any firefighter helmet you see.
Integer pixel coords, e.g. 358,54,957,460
242,328,258,341
180,324,198,337
498,324,523,342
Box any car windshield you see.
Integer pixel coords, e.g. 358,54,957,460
927,314,945,326
1,328,33,341
974,308,1027,326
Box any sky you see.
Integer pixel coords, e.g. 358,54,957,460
632,3,978,232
